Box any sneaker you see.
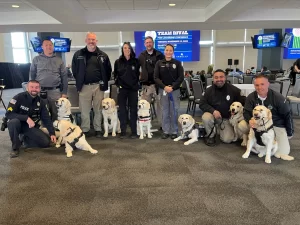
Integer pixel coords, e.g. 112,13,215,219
83,131,91,138
161,133,169,139
95,131,103,138
10,149,19,158
130,133,138,139
205,137,216,146
119,132,126,139
170,134,177,139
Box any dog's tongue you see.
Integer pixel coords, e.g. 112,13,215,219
231,111,235,116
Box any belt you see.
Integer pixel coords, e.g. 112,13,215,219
84,82,99,85
41,86,60,90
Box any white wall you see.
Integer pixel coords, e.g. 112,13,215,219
0,33,13,62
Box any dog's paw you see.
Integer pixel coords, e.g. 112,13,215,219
147,134,152,138
90,149,98,154
241,141,247,147
56,144,61,148
184,142,190,145
258,153,264,158
139,135,144,140
112,132,116,137
66,152,72,158
173,137,180,142
265,158,271,164
232,137,238,142
103,133,108,138
242,153,249,159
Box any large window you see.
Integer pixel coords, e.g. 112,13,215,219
11,32,29,63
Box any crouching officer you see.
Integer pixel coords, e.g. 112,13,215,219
5,80,56,158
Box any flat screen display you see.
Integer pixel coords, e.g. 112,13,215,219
134,30,200,62
283,28,300,59
253,33,280,49
30,37,71,53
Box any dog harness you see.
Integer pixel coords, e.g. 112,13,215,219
65,127,84,149
138,114,151,122
62,114,74,123
253,125,273,146
183,123,199,137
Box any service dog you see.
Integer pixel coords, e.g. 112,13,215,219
242,105,294,163
102,98,120,137
174,114,199,145
56,97,75,124
53,120,98,158
137,99,152,139
229,102,249,146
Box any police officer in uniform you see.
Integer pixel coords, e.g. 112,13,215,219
114,42,140,138
6,80,56,158
154,44,184,139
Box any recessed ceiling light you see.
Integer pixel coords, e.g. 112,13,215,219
12,5,19,8
169,3,176,7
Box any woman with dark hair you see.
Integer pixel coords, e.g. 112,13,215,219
114,42,140,138
154,44,184,139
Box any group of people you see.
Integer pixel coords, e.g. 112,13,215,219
5,32,184,157
199,70,294,157
4,31,295,159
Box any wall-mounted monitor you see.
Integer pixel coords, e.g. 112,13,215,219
283,28,300,59
30,37,72,53
251,33,280,49
134,30,200,62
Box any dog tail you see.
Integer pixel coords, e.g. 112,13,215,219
274,153,295,161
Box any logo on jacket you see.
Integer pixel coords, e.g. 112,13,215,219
132,66,135,70
77,56,84,60
37,102,40,106
226,95,230,101
172,64,176,69
20,105,29,111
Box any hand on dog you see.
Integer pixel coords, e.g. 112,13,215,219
249,119,258,128
61,94,68,98
50,135,57,143
213,110,222,119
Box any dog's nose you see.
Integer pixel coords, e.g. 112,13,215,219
138,105,141,108
231,108,235,112
254,113,258,117
183,121,186,125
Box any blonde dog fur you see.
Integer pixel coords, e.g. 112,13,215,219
53,120,98,158
229,102,249,146
174,114,199,145
102,98,120,137
56,97,75,123
137,99,152,139
242,105,294,163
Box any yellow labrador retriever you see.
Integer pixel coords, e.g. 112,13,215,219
174,114,199,145
56,97,75,123
229,102,249,146
53,120,98,158
242,105,293,163
102,98,120,137
137,99,153,139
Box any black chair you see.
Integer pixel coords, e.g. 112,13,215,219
191,81,204,116
243,76,254,84
67,83,81,124
269,81,283,94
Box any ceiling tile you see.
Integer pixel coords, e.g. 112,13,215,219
79,0,108,9
134,0,160,10
183,0,212,9
105,1,133,10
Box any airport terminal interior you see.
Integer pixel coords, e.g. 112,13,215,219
1,0,300,224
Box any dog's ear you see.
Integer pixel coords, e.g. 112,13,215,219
190,117,195,125
178,116,183,123
111,99,116,108
267,108,272,120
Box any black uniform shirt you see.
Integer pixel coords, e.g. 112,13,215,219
85,51,102,84
5,92,55,135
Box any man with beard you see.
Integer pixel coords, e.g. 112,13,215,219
199,69,245,145
5,80,56,158
138,36,164,125
72,32,112,138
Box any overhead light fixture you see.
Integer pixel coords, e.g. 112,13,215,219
12,5,19,8
169,3,176,7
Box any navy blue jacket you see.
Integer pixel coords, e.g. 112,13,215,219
72,47,112,92
6,92,55,135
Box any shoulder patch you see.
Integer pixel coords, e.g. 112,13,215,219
10,99,17,104
7,107,13,111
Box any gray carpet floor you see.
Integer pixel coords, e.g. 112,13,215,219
0,88,300,225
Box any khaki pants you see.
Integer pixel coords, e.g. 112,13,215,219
141,84,162,124
202,112,235,143
79,84,104,132
239,122,291,155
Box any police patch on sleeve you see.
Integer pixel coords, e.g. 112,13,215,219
10,99,17,104
7,107,13,111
